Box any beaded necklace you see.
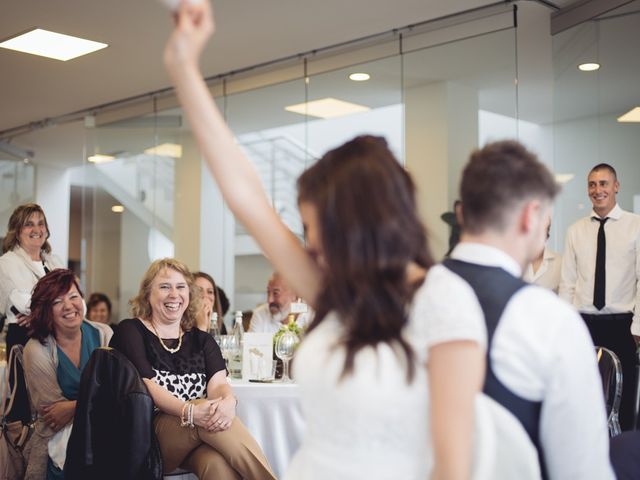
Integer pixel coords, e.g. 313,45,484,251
150,321,183,354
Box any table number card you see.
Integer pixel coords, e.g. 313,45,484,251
290,300,308,314
242,332,274,380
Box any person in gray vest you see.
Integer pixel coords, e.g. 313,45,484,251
559,163,640,431
428,141,613,479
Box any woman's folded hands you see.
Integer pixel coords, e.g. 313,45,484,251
193,396,236,432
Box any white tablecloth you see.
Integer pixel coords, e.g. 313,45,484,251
231,380,305,479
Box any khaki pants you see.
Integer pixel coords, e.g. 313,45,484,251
155,413,276,480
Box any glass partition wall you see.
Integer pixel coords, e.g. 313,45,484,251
0,160,35,239
79,5,519,324
552,1,640,246
65,1,638,324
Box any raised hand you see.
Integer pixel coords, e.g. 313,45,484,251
164,0,214,75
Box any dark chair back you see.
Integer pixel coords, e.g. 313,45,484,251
64,347,163,480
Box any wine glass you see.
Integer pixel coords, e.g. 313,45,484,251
275,330,299,383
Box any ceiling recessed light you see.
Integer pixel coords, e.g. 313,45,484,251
284,97,370,119
111,205,124,213
0,28,108,61
88,154,115,164
578,62,600,72
144,143,182,158
349,72,370,82
617,107,640,123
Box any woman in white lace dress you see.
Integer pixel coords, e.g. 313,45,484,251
162,3,486,479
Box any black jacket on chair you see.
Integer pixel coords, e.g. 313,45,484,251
64,347,163,480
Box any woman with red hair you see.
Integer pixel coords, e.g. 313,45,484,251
23,269,112,479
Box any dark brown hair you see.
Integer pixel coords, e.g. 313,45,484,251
297,135,434,382
2,203,52,254
193,271,223,323
87,292,112,315
460,140,560,234
590,163,617,180
129,258,200,331
29,269,83,344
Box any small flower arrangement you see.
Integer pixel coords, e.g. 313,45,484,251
273,315,304,344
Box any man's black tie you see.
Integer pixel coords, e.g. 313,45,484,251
593,217,608,310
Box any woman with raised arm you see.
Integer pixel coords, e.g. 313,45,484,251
163,3,486,479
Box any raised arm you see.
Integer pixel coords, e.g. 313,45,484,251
163,1,321,304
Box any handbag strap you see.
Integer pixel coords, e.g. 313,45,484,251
1,344,26,420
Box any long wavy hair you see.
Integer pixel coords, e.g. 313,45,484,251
129,258,201,331
2,203,52,254
29,269,83,344
298,136,434,382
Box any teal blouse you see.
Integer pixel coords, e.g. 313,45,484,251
56,321,101,400
47,321,101,479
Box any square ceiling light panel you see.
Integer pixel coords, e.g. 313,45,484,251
285,98,370,119
144,143,183,158
0,28,108,61
617,107,640,123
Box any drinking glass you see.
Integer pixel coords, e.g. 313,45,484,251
227,334,242,378
275,330,299,383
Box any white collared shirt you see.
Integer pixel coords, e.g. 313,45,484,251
248,303,313,335
523,247,562,293
426,242,613,480
559,204,640,334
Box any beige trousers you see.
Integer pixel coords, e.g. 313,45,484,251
155,413,276,480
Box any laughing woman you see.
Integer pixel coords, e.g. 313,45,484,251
0,204,64,426
111,258,274,480
23,269,112,479
0,204,64,354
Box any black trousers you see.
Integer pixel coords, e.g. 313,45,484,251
5,323,32,424
610,431,640,479
582,313,637,431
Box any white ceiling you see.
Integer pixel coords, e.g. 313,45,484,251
1,0,507,134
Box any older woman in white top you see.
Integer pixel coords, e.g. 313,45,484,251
0,203,63,352
0,203,63,425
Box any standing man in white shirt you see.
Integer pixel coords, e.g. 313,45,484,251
248,272,312,335
559,163,640,431
429,141,613,479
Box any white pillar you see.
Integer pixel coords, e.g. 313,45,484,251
405,81,478,259
35,164,71,266
199,157,235,317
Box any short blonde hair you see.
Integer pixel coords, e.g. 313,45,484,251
130,258,201,331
